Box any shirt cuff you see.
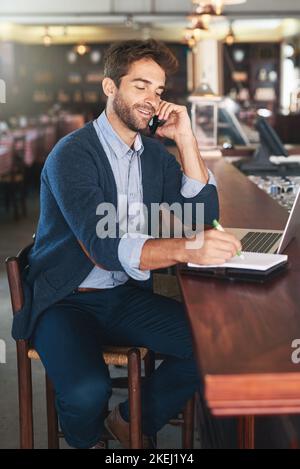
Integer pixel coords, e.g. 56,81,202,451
118,233,153,281
180,169,217,198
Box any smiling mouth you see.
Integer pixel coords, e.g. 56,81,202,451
136,108,152,117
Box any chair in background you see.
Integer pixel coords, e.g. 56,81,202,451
0,134,27,220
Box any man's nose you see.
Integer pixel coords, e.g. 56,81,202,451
144,92,160,112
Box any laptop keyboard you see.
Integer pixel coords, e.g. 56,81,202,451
240,231,282,253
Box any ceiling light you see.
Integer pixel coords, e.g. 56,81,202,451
90,50,102,64
76,44,89,56
192,0,246,16
283,43,295,59
43,26,52,47
184,28,199,48
67,50,77,63
225,21,235,46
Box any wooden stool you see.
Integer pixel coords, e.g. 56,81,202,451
27,345,149,449
6,242,195,449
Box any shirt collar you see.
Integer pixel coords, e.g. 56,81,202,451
95,110,144,159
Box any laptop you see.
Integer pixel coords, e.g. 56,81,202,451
225,188,300,254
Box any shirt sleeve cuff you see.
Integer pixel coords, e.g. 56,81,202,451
180,169,217,198
118,233,153,281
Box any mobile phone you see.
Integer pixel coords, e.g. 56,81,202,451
148,115,166,136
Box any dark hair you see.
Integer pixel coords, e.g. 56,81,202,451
103,39,178,87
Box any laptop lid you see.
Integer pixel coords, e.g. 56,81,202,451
277,188,300,253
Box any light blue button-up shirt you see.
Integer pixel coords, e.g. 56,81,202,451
79,111,216,289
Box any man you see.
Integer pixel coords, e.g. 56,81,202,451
12,40,241,448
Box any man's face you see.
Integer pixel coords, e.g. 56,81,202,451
112,58,166,132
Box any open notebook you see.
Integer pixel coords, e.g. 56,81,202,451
188,252,288,271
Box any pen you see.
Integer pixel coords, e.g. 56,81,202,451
212,219,245,259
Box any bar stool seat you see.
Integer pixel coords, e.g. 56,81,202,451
27,346,149,365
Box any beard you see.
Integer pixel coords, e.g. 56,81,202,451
112,91,154,132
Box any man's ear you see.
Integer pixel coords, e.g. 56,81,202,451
102,77,117,98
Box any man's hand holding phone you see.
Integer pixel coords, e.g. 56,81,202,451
151,100,193,142
149,99,210,186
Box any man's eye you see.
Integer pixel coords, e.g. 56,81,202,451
135,86,145,90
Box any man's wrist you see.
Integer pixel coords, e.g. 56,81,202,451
175,133,209,184
174,131,196,149
172,238,192,264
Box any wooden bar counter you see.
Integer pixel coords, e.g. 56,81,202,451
177,159,300,446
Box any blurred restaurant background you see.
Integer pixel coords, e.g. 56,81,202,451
1,0,300,449
2,0,300,222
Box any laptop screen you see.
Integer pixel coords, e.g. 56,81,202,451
277,188,300,253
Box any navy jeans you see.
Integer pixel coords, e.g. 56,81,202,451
31,282,202,448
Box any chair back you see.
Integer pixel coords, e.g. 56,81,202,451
5,242,34,316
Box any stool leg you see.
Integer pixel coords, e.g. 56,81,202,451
103,402,109,449
128,349,143,449
144,350,157,447
45,374,59,449
17,341,34,448
182,395,195,449
237,417,244,449
244,416,255,449
10,180,20,221
238,416,255,449
194,391,201,442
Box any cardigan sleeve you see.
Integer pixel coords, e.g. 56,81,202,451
118,233,152,281
181,169,217,198
161,146,219,227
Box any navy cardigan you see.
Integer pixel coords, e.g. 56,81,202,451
11,121,219,340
